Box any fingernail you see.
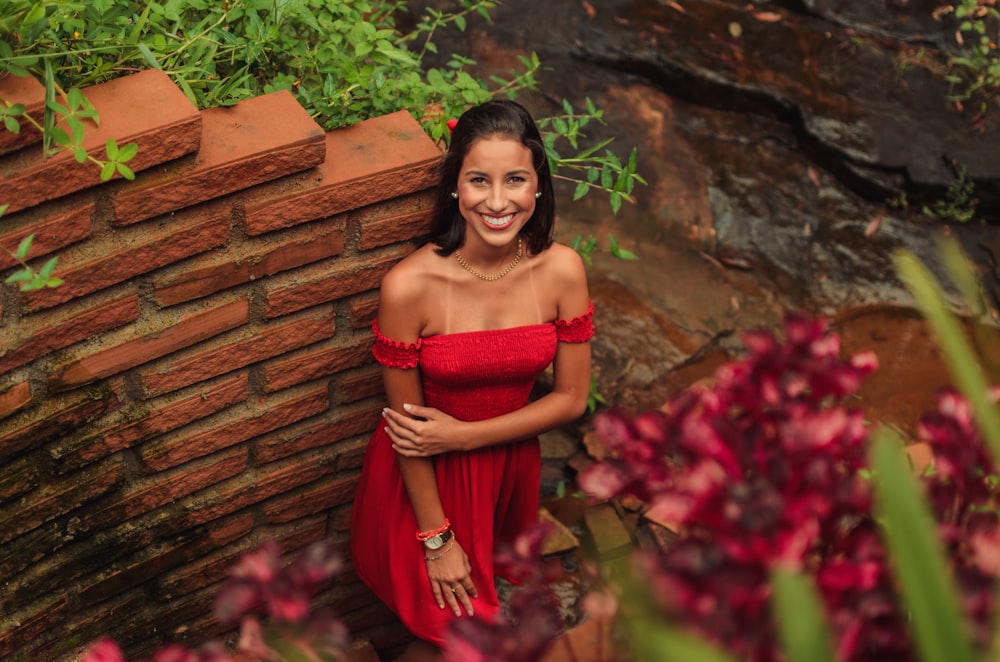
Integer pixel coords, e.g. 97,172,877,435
403,403,413,411
467,608,474,616
454,609,461,616
381,408,387,417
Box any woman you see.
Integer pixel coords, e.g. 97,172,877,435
349,99,593,657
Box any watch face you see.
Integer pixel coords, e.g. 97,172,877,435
424,534,444,550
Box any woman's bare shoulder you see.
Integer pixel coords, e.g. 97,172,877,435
537,242,587,283
380,245,442,298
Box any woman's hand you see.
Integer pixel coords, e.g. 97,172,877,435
384,404,467,456
424,539,478,616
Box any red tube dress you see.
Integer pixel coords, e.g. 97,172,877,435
349,303,594,645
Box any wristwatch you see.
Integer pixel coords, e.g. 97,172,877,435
423,528,453,550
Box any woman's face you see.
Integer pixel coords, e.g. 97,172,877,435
455,137,538,251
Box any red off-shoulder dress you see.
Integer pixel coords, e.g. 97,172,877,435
349,303,594,645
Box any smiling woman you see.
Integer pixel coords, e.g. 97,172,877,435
349,99,594,659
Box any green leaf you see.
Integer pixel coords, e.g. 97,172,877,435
37,257,58,280
15,234,34,261
100,161,116,181
772,569,837,662
116,163,136,181
870,428,976,662
573,180,589,200
74,145,88,163
5,269,34,284
116,142,139,162
4,116,20,134
138,43,161,69
105,138,120,160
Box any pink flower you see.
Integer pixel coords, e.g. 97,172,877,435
81,638,125,662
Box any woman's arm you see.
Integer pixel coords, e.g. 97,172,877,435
376,265,478,616
386,246,592,455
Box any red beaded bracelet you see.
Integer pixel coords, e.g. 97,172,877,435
415,518,450,541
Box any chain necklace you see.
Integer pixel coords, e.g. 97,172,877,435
454,237,523,282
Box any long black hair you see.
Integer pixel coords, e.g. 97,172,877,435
429,99,555,256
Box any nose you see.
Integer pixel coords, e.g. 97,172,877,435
485,184,506,211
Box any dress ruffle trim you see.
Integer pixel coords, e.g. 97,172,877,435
372,319,421,369
371,300,595,368
554,300,595,343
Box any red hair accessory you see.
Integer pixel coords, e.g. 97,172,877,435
446,119,459,134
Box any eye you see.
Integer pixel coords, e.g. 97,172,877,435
507,175,526,184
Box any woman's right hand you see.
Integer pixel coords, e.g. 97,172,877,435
425,539,478,617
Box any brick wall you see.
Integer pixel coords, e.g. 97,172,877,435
0,69,441,660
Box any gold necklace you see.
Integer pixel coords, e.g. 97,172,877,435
455,237,523,281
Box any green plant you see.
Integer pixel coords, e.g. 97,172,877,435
921,163,981,223
571,233,638,266
935,0,1000,115
0,206,63,291
0,1,643,205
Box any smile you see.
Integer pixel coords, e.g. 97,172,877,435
480,213,515,228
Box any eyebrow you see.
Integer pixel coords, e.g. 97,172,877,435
463,168,533,177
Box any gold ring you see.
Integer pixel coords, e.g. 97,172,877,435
450,586,457,593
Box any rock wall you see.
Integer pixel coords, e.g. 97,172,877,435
0,68,439,659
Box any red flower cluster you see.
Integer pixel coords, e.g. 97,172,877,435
916,388,1000,648
579,313,920,660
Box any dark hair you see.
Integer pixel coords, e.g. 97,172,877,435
429,99,555,256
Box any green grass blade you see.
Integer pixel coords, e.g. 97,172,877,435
894,248,1000,464
772,568,837,662
870,427,975,662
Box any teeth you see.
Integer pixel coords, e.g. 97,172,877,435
482,213,514,227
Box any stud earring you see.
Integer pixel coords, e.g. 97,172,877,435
451,192,458,199
535,191,542,199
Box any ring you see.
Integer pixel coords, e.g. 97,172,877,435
450,586,457,593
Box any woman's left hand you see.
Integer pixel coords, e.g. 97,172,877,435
384,404,467,456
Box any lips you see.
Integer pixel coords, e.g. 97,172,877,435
480,212,515,229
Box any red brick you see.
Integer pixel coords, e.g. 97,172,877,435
0,203,93,270
0,592,68,659
0,381,31,419
0,385,121,462
155,226,345,306
0,74,44,155
23,202,231,312
138,309,335,397
78,467,250,607
243,110,442,235
140,384,329,471
256,401,382,463
338,364,384,404
53,372,249,473
0,454,37,501
0,456,126,546
261,335,371,392
158,515,321,599
2,70,201,215
262,474,359,524
112,90,325,226
164,448,340,532
358,207,434,250
334,437,372,473
348,292,380,328
84,447,248,534
48,299,249,391
265,246,412,318
0,294,140,375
